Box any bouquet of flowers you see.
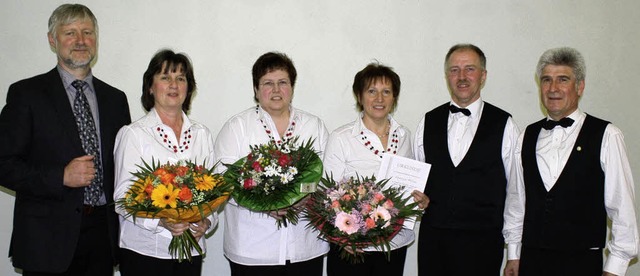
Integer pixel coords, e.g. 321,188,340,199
223,137,322,228
116,158,231,262
304,175,423,263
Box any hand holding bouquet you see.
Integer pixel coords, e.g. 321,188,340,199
223,137,322,228
304,175,423,263
116,158,231,262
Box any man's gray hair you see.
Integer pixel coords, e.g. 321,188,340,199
536,47,586,82
48,4,98,38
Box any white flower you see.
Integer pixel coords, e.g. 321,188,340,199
264,164,279,177
327,188,346,201
280,174,289,184
288,167,298,176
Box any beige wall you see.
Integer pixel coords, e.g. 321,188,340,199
1,0,639,275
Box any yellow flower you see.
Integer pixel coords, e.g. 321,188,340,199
127,176,153,204
194,174,219,191
151,183,180,208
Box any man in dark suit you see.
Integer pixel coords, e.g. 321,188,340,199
503,47,638,276
413,43,520,276
0,4,130,275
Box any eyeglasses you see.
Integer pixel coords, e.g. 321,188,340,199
259,79,291,90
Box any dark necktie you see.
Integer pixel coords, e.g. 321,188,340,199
72,80,103,206
449,105,471,116
542,117,574,130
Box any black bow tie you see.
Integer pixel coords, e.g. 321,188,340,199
449,105,471,116
542,117,574,130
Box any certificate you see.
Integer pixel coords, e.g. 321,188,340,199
376,153,431,230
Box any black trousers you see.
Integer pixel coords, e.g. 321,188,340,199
24,205,113,276
519,246,603,276
119,248,202,276
418,224,504,276
327,244,407,276
228,255,324,276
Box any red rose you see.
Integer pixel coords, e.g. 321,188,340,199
252,161,263,172
243,178,257,190
278,154,292,167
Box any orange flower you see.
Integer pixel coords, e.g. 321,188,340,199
145,183,154,196
178,186,193,203
154,168,176,184
175,166,189,177
365,217,376,229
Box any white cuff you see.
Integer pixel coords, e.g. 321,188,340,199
604,254,630,276
507,243,521,260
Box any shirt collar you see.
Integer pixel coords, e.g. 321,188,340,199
256,104,298,123
545,109,584,133
57,65,95,94
450,97,483,119
140,107,193,131
546,109,583,122
351,112,404,137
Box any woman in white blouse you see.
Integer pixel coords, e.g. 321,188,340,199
322,63,429,276
214,52,329,276
113,49,217,276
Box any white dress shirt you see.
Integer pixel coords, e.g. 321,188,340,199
413,99,519,177
113,108,218,259
503,109,639,276
214,105,330,265
323,113,415,251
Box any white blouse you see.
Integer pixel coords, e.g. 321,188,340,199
214,106,330,265
323,113,415,251
113,108,218,259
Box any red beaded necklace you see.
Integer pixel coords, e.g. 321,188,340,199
156,127,192,153
256,105,296,145
360,128,399,159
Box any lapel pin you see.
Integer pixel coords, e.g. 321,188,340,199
576,146,582,152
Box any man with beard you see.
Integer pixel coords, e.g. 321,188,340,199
413,43,519,275
0,4,130,275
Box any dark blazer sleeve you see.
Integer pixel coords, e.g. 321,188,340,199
0,69,82,199
0,69,131,272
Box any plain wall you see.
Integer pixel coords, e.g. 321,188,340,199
1,0,639,275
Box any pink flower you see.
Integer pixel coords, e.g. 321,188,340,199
331,200,341,209
365,217,376,229
243,178,257,190
383,199,394,209
334,212,360,235
371,192,385,205
371,206,392,228
374,192,385,201
341,194,352,202
360,203,372,215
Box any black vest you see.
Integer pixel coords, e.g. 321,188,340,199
422,102,510,230
521,114,609,249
